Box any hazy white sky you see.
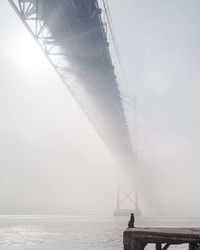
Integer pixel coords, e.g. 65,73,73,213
110,0,200,216
1,0,200,216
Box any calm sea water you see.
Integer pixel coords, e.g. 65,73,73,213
0,216,199,249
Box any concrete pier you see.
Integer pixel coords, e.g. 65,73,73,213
124,227,200,249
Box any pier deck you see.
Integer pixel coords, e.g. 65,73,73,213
124,227,200,249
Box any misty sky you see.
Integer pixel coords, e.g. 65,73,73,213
111,0,200,216
1,0,200,216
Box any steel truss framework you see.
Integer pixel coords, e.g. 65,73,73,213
9,0,139,212
9,0,115,140
9,0,134,159
9,0,88,112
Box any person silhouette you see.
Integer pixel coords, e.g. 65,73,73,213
128,213,135,228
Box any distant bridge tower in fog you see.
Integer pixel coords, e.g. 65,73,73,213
9,0,141,216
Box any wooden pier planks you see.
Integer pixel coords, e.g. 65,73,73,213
124,228,200,250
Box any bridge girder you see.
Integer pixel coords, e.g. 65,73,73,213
8,0,136,173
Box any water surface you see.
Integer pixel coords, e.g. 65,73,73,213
0,216,199,249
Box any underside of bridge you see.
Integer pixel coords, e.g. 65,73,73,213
9,0,140,214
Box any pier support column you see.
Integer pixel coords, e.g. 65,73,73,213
124,238,144,250
156,243,162,250
189,243,199,250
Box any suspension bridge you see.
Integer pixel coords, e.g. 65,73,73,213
8,0,140,215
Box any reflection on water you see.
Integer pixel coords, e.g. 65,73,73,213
0,216,126,250
0,216,199,249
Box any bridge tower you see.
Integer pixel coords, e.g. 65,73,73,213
114,184,141,216
113,96,141,216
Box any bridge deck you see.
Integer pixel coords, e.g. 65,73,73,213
9,0,135,169
124,227,200,250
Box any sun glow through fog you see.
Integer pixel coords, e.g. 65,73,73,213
10,32,49,74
